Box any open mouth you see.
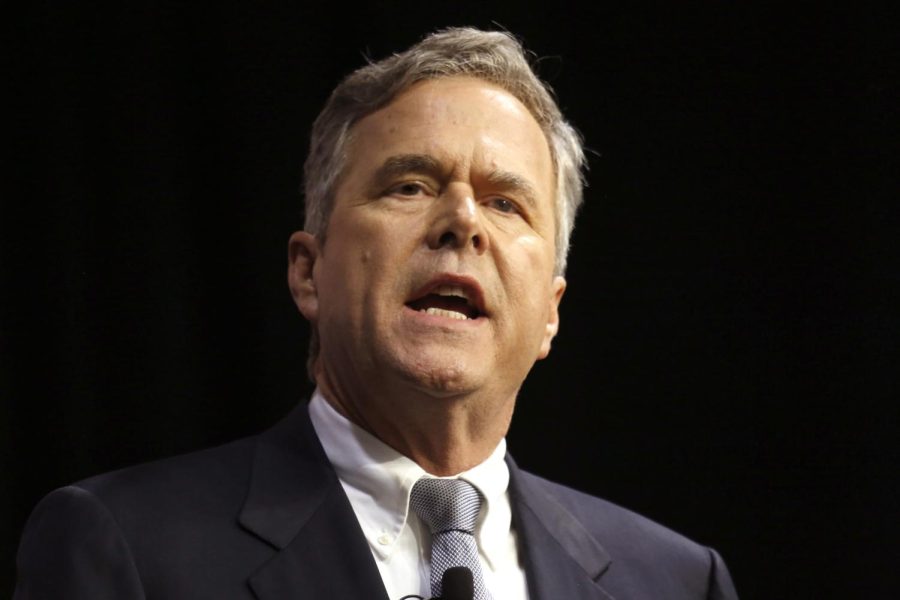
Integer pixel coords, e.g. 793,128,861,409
406,282,486,321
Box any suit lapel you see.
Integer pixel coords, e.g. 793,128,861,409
239,404,390,600
507,456,616,600
235,405,615,600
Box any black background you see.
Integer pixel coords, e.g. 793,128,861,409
3,3,897,597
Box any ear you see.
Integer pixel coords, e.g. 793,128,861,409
537,275,566,360
287,231,320,322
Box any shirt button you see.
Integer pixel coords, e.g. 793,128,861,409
377,534,392,545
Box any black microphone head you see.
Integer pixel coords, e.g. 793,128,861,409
440,566,474,600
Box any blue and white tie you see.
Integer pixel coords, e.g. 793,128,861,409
410,478,493,600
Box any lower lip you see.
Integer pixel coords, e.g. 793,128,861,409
402,305,486,328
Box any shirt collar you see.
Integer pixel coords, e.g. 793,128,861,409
307,389,510,564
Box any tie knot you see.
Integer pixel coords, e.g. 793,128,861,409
410,478,482,535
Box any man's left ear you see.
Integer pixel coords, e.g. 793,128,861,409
287,231,320,322
538,275,566,359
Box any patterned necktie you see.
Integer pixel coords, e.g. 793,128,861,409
410,478,493,600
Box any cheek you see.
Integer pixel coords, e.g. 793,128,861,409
505,233,556,280
324,228,408,307
513,231,549,253
504,234,557,310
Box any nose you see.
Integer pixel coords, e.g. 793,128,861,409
426,186,489,254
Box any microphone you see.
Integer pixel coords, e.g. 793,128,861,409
397,566,474,600
439,566,473,600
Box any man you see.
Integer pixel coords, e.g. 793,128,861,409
15,28,738,599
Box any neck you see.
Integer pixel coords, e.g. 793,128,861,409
315,366,515,476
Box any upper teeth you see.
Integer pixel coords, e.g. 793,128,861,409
435,285,469,300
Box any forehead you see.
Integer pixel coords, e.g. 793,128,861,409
341,77,555,198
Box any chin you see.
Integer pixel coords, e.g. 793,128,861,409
399,354,483,397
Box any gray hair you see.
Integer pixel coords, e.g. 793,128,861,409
302,28,586,378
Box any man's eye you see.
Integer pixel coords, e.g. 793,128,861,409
391,182,428,196
490,197,519,214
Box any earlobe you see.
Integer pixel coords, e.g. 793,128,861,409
287,231,320,321
537,276,566,360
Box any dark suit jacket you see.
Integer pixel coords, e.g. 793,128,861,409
14,403,738,599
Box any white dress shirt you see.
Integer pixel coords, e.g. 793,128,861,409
308,390,529,600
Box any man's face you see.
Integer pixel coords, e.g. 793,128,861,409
292,76,565,404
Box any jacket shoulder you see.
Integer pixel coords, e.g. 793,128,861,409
16,437,269,599
514,469,738,599
74,436,258,519
15,485,146,599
